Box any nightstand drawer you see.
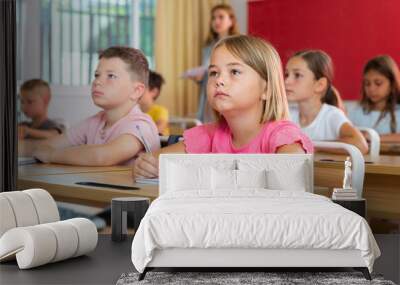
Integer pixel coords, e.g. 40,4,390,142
332,199,366,218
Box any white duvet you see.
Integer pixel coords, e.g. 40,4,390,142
131,190,380,273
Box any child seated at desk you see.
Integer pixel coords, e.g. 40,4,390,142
132,35,313,178
138,70,170,135
285,50,368,154
21,46,160,166
348,55,400,143
18,79,64,139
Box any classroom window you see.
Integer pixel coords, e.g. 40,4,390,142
39,0,155,86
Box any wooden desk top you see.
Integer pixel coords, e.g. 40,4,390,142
17,154,400,209
17,170,158,207
17,159,400,223
314,153,400,176
18,163,131,177
380,142,400,155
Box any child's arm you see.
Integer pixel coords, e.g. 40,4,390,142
337,123,369,154
276,143,306,154
18,124,27,139
132,141,186,178
379,133,400,143
19,125,60,139
18,134,71,156
32,134,144,166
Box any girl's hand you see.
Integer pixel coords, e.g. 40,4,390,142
187,73,204,83
193,73,204,82
132,152,159,180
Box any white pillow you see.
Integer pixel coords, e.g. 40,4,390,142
211,168,237,190
237,169,267,189
211,169,268,190
167,162,212,191
266,161,307,191
238,158,309,192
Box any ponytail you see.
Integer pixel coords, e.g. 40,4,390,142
291,50,344,109
321,84,338,107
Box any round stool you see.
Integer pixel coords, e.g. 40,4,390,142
111,197,150,242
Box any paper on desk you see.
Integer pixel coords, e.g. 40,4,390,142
180,66,207,79
18,156,37,166
135,178,159,185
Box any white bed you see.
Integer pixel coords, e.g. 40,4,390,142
131,154,380,280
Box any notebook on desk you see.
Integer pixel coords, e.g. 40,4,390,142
135,178,159,185
18,156,38,166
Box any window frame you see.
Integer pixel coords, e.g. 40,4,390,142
18,0,147,98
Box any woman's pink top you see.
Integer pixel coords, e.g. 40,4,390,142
183,120,313,154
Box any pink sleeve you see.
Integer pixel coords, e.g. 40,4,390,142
183,124,215,153
268,121,314,153
66,117,92,146
115,119,160,152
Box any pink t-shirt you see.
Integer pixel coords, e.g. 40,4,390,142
66,105,160,165
183,120,313,154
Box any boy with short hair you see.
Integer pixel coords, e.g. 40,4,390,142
18,79,64,139
138,70,169,135
21,46,160,166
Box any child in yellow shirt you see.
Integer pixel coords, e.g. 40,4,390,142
139,71,169,135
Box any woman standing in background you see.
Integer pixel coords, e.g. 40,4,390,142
190,4,240,123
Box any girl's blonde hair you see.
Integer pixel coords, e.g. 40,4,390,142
205,4,240,45
212,35,289,122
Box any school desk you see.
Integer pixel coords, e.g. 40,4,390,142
17,158,400,226
18,163,131,177
380,142,400,155
17,170,158,208
314,154,400,223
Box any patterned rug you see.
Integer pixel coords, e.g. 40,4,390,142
116,271,396,285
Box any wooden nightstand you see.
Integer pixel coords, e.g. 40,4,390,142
332,198,366,218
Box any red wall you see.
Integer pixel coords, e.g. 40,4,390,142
248,0,400,100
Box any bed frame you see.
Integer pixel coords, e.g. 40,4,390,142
139,248,371,280
138,151,371,281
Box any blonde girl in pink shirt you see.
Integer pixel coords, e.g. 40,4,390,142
133,35,313,178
